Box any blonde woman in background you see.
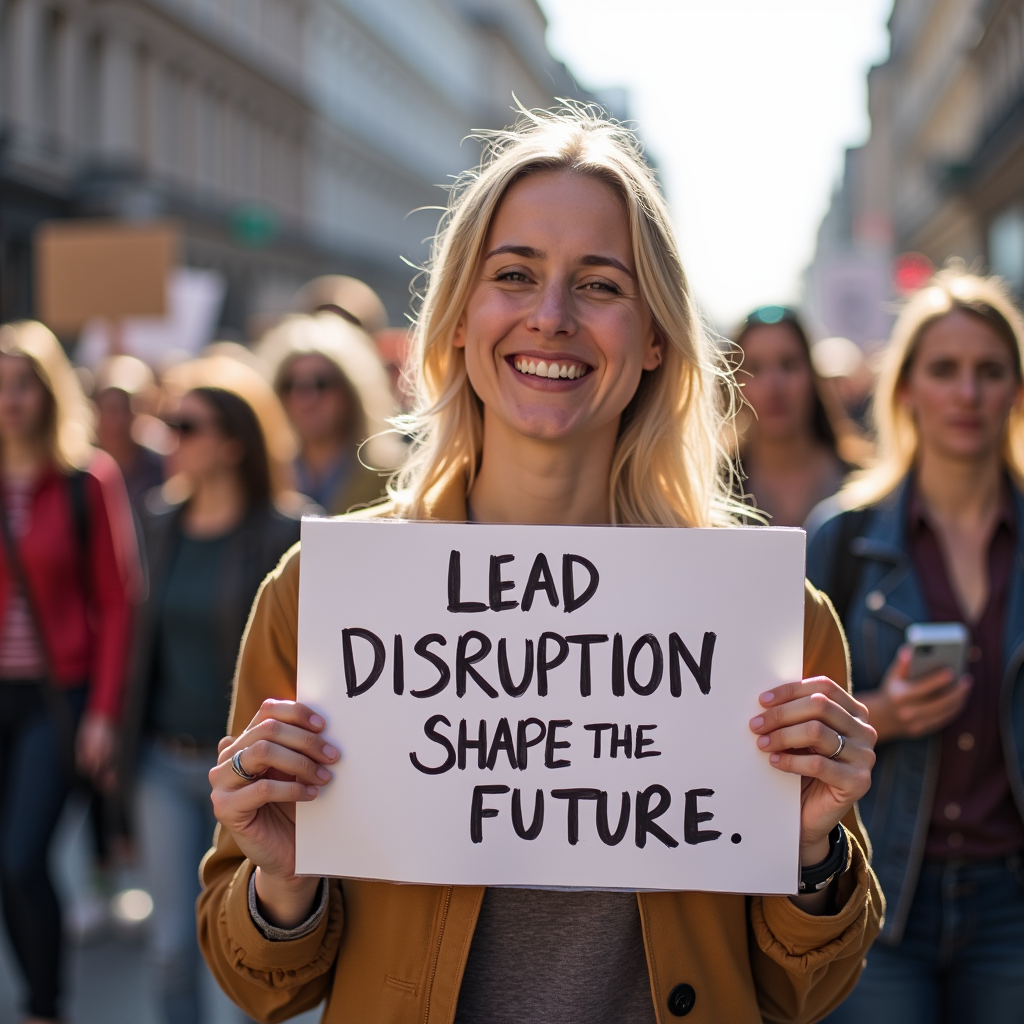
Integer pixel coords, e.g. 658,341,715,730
807,269,1024,1023
0,321,139,1024
117,356,300,1024
257,313,403,514
198,107,880,1024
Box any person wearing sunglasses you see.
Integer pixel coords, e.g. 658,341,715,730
117,359,300,1024
257,312,406,515
734,306,855,527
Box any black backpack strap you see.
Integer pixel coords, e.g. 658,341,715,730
831,507,869,626
67,469,90,553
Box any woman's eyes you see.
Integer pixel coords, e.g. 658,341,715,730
925,360,1012,380
490,269,621,294
494,269,530,284
925,360,958,378
979,361,1011,380
579,280,621,294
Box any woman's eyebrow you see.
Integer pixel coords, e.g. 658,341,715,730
484,245,634,278
579,254,634,278
484,244,542,260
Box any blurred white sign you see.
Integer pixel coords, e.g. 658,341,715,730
296,519,805,894
76,267,225,368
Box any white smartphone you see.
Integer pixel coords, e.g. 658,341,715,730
905,622,969,681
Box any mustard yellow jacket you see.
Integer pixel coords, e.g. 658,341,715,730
198,478,883,1024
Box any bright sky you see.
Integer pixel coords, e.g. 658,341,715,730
538,0,893,330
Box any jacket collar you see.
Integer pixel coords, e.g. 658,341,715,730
851,476,910,564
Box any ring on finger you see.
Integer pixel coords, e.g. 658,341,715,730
828,733,846,761
231,748,263,783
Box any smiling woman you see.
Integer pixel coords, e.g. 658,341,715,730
392,109,734,529
198,105,882,1024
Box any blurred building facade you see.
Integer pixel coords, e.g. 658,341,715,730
807,0,1024,342
0,0,598,332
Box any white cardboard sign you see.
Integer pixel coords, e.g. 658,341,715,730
296,520,805,894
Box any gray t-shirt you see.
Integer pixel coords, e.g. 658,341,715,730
454,889,656,1024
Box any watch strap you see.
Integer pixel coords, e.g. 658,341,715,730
798,824,848,893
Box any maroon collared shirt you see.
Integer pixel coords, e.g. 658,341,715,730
907,482,1024,860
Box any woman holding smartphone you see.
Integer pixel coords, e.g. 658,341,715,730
807,269,1024,1023
198,107,881,1024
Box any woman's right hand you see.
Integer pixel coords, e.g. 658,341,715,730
861,646,972,744
210,700,339,928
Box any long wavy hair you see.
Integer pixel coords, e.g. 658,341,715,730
840,266,1024,509
257,313,405,472
390,104,741,527
0,320,95,471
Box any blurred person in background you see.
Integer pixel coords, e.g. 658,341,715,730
0,321,139,1024
375,327,415,413
807,269,1024,1023
257,313,404,514
812,334,877,431
290,273,390,335
72,356,166,940
93,355,165,514
734,305,854,526
118,356,300,1024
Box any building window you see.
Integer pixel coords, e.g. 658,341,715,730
989,205,1024,293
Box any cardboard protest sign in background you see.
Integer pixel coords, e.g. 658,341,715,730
34,219,178,332
296,520,805,894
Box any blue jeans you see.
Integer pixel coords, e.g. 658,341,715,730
0,682,85,1020
825,855,1024,1024
137,739,222,1024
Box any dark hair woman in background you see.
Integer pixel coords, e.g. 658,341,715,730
119,357,300,1024
808,270,1024,1023
0,321,139,1024
735,306,851,526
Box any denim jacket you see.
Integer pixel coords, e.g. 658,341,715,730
806,476,1024,944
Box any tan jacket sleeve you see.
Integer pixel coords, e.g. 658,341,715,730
747,582,884,1024
197,546,345,1024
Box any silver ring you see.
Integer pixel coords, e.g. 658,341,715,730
828,733,846,761
231,749,261,783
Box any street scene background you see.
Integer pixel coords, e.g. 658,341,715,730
2,0,1024,1021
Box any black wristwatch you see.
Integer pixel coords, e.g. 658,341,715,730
798,825,848,893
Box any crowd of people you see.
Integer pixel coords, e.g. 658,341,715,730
0,105,1021,1024
0,279,402,1024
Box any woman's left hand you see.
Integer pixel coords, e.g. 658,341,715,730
750,676,876,866
76,712,117,788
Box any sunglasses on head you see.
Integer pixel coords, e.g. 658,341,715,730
279,374,338,396
165,416,220,438
744,305,799,328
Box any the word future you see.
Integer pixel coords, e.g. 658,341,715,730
341,550,725,852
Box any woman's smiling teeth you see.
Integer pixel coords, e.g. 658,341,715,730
512,357,590,380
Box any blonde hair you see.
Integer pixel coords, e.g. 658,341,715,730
391,104,740,526
0,320,94,470
841,267,1024,509
256,313,405,472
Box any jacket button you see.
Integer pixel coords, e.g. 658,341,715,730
865,590,885,611
667,983,696,1016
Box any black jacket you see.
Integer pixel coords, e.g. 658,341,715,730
117,496,300,801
